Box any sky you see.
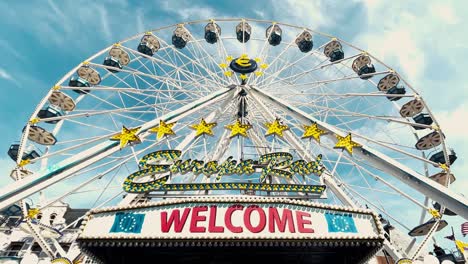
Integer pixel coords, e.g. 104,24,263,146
0,0,467,251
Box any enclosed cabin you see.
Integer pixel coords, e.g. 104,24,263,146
69,64,101,94
266,24,282,46
412,113,433,130
415,131,444,151
432,245,466,264
432,202,456,216
37,105,64,124
324,40,344,62
103,45,130,73
409,218,448,237
172,25,191,49
22,125,57,146
68,77,90,94
376,73,406,101
137,33,160,56
204,21,221,44
7,143,40,162
429,149,457,165
352,54,376,80
0,204,23,231
45,90,75,121
295,30,313,53
236,21,251,43
429,171,456,187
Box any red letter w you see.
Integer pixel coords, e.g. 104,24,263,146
161,208,191,232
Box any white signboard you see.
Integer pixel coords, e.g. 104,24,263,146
80,198,382,240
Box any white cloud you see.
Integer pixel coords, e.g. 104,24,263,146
436,104,468,140
0,68,13,81
0,68,19,87
160,1,216,21
429,2,460,25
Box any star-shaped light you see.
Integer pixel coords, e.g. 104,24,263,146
149,120,176,140
110,126,141,149
18,159,31,167
439,163,449,172
302,122,326,142
334,133,362,155
225,119,251,138
428,208,441,219
27,208,40,219
190,118,217,137
264,119,289,137
240,74,248,80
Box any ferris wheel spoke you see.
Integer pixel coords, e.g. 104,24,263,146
247,24,276,86
183,45,228,87
121,46,223,91
88,62,213,94
343,184,413,231
304,130,425,230
261,34,299,76
158,38,229,86
256,40,332,87
284,99,429,130
183,32,230,84
267,69,392,89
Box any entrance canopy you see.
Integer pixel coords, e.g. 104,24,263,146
78,196,384,263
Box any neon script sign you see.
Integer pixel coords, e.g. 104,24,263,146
123,150,325,193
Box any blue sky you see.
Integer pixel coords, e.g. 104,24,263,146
0,0,467,246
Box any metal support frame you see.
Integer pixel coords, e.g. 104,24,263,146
247,86,405,260
0,88,234,210
250,86,468,220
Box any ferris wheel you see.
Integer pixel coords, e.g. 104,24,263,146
1,18,466,263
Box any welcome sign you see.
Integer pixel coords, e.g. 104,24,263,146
79,197,382,240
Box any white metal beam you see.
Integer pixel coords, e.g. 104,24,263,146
0,88,234,210
249,86,468,220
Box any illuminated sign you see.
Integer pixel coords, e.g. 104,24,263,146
122,150,325,193
79,198,382,240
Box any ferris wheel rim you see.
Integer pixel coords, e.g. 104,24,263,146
11,18,459,214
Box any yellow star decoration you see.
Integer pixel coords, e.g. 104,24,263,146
240,74,248,80
264,119,289,137
260,63,269,69
219,63,227,68
18,159,31,167
110,126,141,149
255,71,263,76
224,71,233,77
225,119,252,138
302,122,326,142
190,118,217,137
428,208,441,219
334,133,362,155
439,163,449,172
226,55,233,62
149,120,176,140
29,118,41,125
27,208,40,220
